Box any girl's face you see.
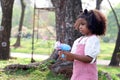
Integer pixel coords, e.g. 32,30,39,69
78,18,92,36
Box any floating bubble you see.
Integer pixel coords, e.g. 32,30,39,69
66,23,72,27
18,31,22,37
1,42,7,47
0,26,4,31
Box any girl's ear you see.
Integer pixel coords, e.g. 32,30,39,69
84,9,88,14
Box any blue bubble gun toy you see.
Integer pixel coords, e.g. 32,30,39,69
55,41,71,58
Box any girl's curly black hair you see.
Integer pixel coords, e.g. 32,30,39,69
74,9,107,36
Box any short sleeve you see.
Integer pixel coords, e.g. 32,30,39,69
85,36,100,64
71,38,80,54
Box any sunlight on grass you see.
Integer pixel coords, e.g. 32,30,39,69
0,58,68,80
10,38,116,60
10,38,55,55
0,58,119,80
98,65,120,74
98,41,115,60
0,58,41,68
98,65,120,80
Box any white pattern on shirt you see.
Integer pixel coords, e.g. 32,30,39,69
71,35,100,63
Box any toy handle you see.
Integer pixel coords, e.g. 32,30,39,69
60,44,71,58
54,41,71,58
61,54,65,58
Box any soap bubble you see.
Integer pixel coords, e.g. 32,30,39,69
1,42,7,47
18,31,22,37
54,41,61,50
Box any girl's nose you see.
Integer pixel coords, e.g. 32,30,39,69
79,25,82,29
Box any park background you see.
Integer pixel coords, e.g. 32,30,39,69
0,0,120,80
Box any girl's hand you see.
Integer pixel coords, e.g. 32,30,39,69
58,51,74,61
58,51,66,61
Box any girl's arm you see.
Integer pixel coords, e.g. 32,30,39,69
59,51,74,61
59,51,92,63
70,53,93,63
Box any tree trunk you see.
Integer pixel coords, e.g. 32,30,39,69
108,0,120,66
0,0,14,59
49,0,82,77
109,31,120,66
13,0,26,48
96,0,103,10
3,0,82,78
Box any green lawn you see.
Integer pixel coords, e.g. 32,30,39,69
98,41,115,60
0,38,116,80
10,38,55,55
0,58,120,80
98,65,120,80
10,38,115,60
0,58,68,80
1,38,120,80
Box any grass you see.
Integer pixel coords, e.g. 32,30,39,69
0,58,68,80
0,58,120,80
10,38,55,55
98,65,120,74
1,37,120,80
0,38,117,80
10,38,115,60
98,65,120,80
0,69,68,80
98,41,115,60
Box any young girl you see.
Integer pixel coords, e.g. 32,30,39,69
59,9,107,80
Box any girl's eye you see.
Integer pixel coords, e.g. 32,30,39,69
81,23,85,25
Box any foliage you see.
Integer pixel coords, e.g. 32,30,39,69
98,70,108,80
0,58,36,68
23,6,33,29
98,65,120,80
98,40,115,60
11,26,32,38
12,3,33,29
10,38,55,55
48,12,55,27
105,3,120,42
12,1,55,29
12,5,21,28
102,36,110,43
39,11,55,27
39,59,56,71
0,58,120,80
10,38,115,60
0,58,68,80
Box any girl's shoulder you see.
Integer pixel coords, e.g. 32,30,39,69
74,37,81,43
74,35,99,44
87,35,99,43
88,35,99,40
75,36,84,42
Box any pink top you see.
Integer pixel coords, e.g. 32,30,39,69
71,37,98,80
71,35,100,63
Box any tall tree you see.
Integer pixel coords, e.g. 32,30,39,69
13,0,26,48
49,0,82,77
3,0,82,77
95,0,120,66
108,0,120,66
0,0,14,59
96,0,103,10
